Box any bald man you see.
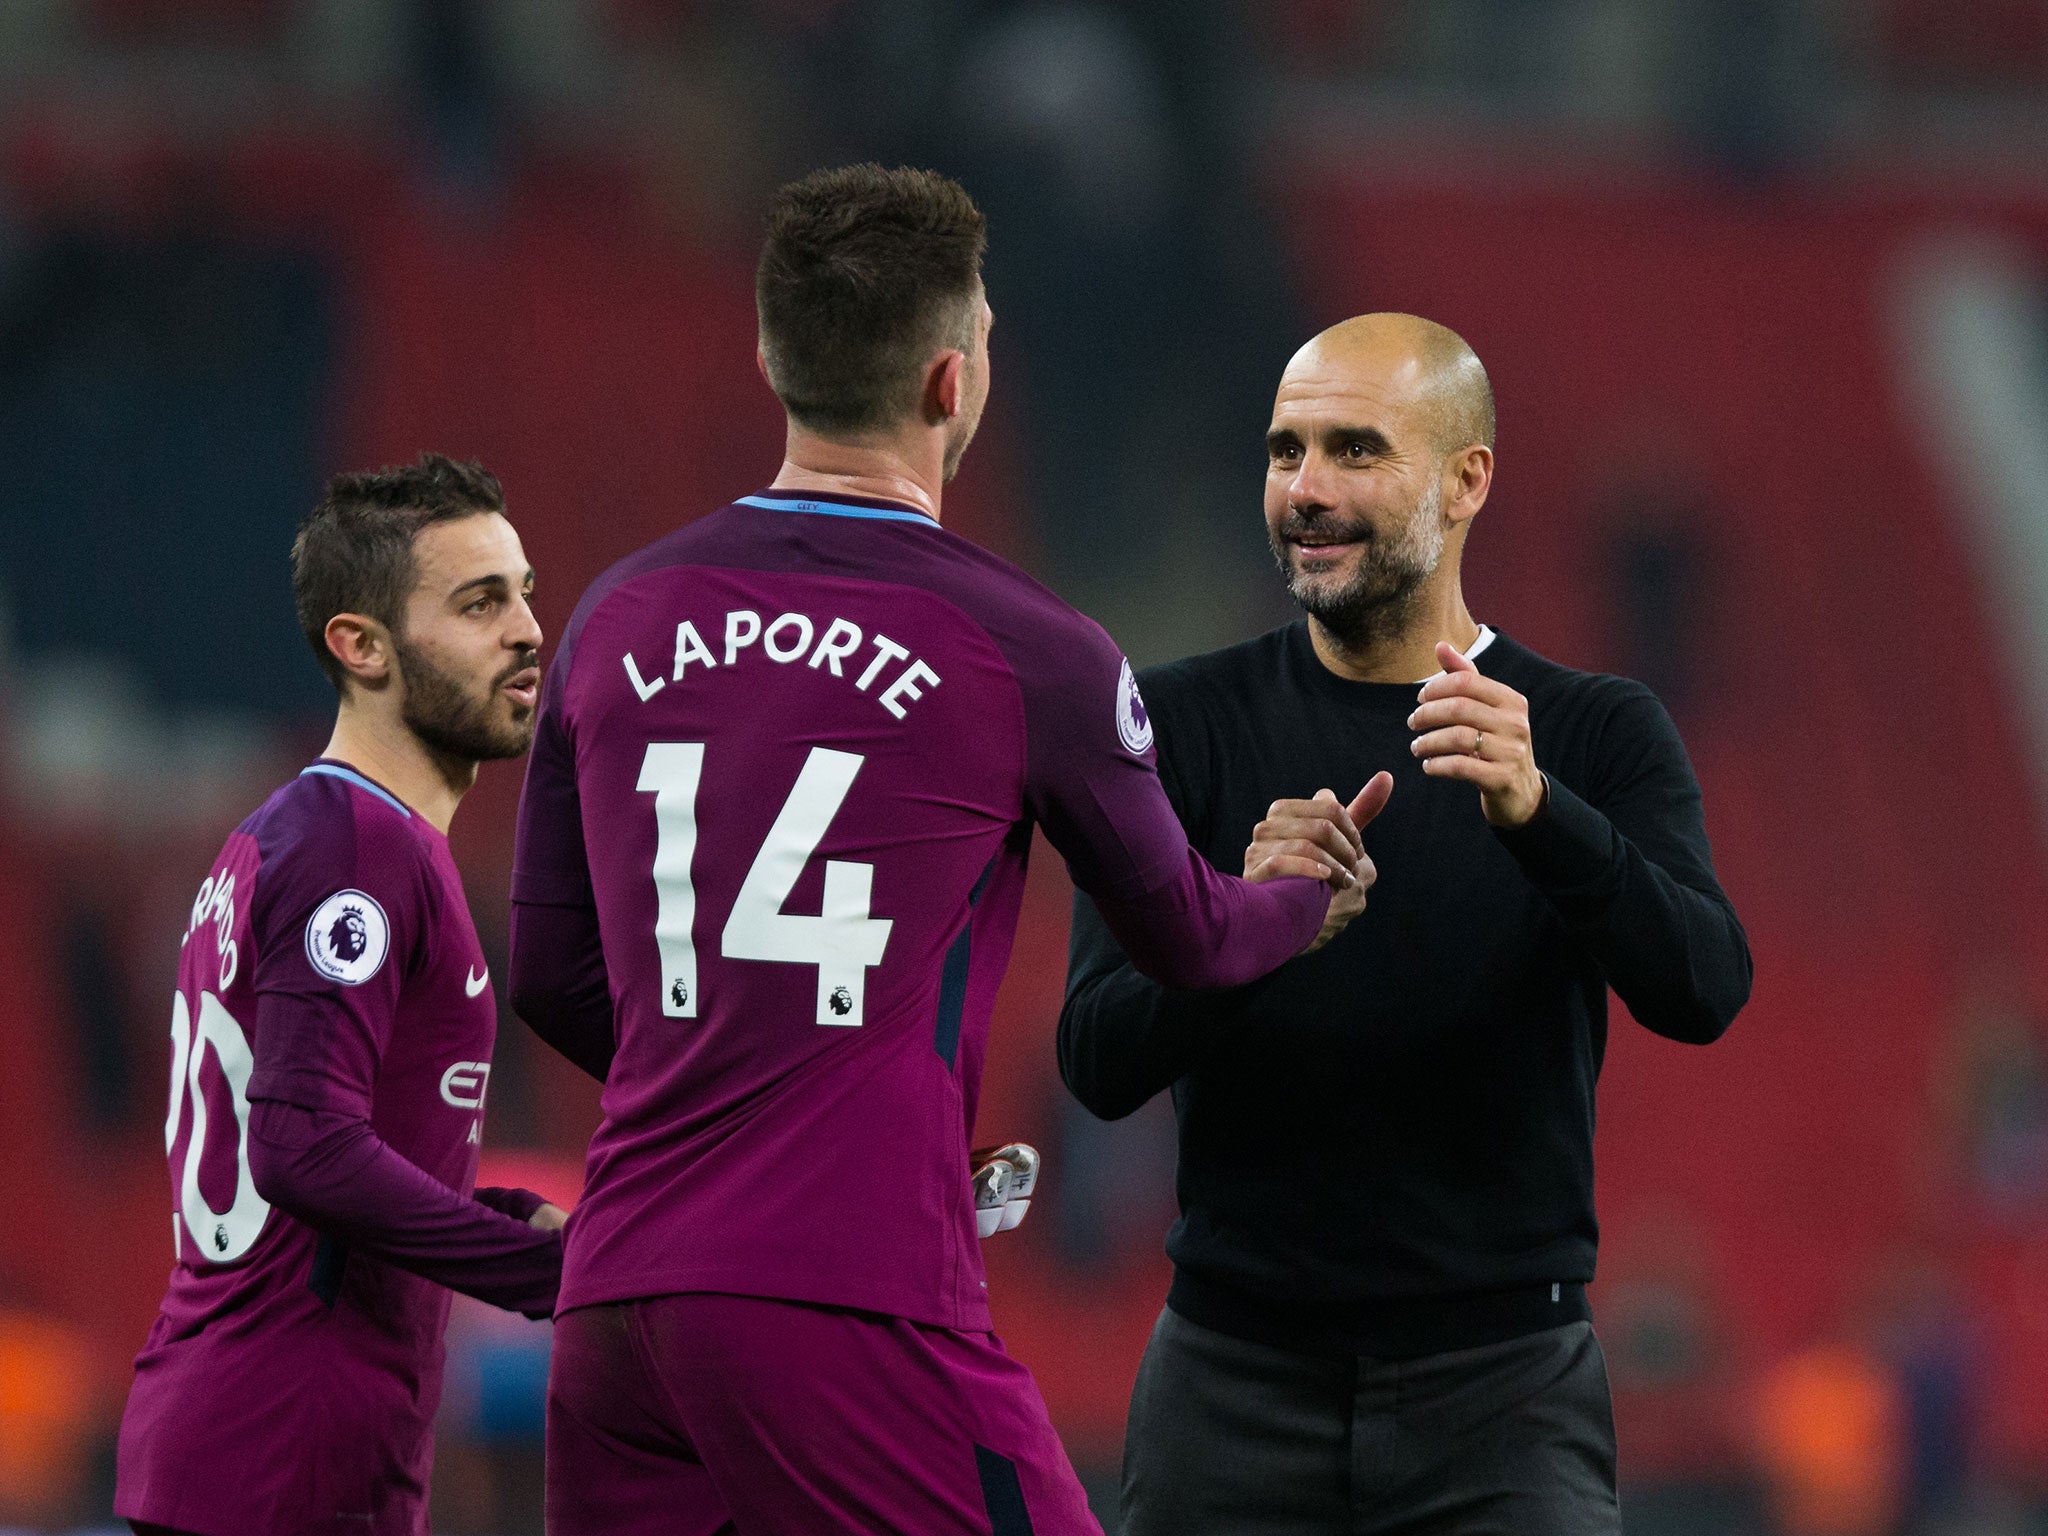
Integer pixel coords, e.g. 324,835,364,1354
1059,314,1751,1535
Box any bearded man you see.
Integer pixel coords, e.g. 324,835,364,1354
1059,313,1753,1535
116,454,564,1536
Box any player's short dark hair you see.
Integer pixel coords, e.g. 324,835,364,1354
756,164,987,435
292,453,505,695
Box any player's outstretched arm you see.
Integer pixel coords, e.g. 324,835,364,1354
248,1096,561,1318
1085,848,1328,990
1023,632,1356,991
1059,776,1390,1120
1078,773,1391,989
508,899,615,1082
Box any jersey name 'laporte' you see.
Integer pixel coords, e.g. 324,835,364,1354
620,606,942,721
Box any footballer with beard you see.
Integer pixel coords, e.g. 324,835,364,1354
116,454,564,1536
1059,314,1753,1536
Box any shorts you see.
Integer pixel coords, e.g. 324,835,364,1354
546,1292,1101,1535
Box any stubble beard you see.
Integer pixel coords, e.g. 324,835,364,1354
942,398,982,485
394,636,538,764
1271,476,1446,655
942,339,987,485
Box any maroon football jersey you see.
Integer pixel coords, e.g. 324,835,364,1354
117,765,523,1536
513,492,1322,1330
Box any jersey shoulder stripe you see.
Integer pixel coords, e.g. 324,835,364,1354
297,762,412,818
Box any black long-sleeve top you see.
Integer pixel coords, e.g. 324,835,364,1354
1060,623,1751,1359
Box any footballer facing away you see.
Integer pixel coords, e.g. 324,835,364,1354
508,165,1387,1535
115,456,567,1536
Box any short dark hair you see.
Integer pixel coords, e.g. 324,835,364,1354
757,164,987,434
292,453,505,695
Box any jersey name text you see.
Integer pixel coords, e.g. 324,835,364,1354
621,608,941,720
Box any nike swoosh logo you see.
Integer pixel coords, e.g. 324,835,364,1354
465,966,489,997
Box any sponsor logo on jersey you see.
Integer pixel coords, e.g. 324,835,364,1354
1116,658,1153,754
465,965,490,997
304,890,391,985
440,1060,492,1109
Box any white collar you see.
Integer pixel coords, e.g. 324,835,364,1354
1417,624,1496,683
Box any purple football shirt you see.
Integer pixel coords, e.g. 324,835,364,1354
116,763,553,1536
513,492,1323,1330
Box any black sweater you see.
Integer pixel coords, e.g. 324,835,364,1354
1059,623,1751,1358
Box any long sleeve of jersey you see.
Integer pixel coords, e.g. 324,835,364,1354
247,1094,561,1319
1015,615,1328,988
1086,850,1322,994
508,898,615,1081
233,774,564,1320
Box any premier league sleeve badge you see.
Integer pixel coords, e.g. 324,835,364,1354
304,889,392,985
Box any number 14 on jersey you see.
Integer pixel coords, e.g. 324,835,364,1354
637,743,894,1028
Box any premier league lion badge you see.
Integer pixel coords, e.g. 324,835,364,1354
305,889,391,985
1116,658,1154,755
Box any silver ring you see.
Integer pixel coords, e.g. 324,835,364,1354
1473,731,1486,756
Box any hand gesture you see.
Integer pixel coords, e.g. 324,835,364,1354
1244,772,1395,953
1409,642,1547,827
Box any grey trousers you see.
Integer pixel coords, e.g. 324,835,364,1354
1121,1306,1622,1536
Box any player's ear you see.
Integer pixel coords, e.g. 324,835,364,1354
325,613,394,690
926,348,967,425
1444,444,1492,525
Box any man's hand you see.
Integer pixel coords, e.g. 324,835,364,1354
1244,772,1394,953
1409,641,1547,827
528,1202,569,1233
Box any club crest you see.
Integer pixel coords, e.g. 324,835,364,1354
1116,658,1153,755
305,889,391,985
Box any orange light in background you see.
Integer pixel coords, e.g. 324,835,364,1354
0,1308,97,1525
1755,1343,1907,1536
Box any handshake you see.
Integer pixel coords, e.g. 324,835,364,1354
970,1142,1039,1239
